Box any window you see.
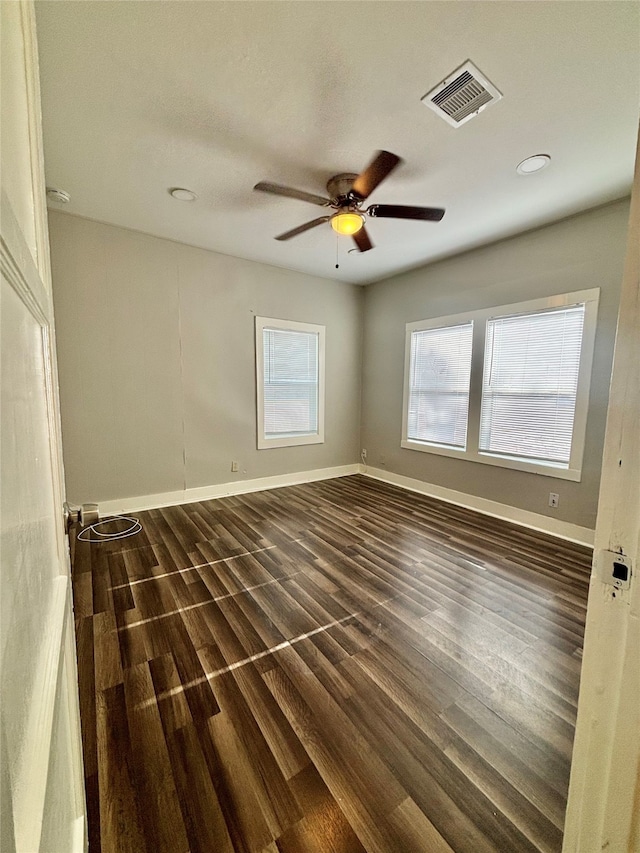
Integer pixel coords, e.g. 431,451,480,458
402,289,599,480
256,317,325,449
407,322,473,448
479,305,585,464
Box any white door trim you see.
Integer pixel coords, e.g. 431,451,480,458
562,133,640,851
1,2,85,850
0,189,51,324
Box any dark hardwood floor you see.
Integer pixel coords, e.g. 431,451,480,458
70,474,592,853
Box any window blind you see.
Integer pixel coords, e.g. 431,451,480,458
479,304,585,463
263,327,319,438
407,322,473,448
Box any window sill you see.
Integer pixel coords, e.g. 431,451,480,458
258,433,324,450
401,439,582,481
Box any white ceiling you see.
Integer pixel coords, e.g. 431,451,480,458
35,1,639,285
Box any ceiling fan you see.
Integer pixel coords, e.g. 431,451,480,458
254,150,445,253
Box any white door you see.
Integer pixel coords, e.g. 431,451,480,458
1,2,86,851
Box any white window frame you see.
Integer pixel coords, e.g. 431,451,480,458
401,288,600,481
256,316,325,450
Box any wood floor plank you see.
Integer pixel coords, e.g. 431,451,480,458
387,797,456,853
274,764,367,853
230,662,311,781
166,722,235,853
93,611,123,692
343,693,502,852
262,663,408,853
96,685,148,853
343,677,540,853
75,617,97,777
122,661,191,853
442,733,564,852
85,770,101,853
452,694,571,796
441,699,569,827
116,608,153,669
91,549,115,615
217,594,280,669
146,511,195,568
73,570,93,620
120,544,161,582
149,652,193,732
72,475,591,852
210,667,304,837
276,645,408,811
165,616,221,723
205,710,276,853
107,552,135,613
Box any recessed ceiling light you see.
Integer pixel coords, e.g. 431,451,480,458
46,187,70,204
516,154,551,175
169,187,197,201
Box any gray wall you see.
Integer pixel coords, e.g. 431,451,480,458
49,212,363,504
361,200,629,530
50,201,628,529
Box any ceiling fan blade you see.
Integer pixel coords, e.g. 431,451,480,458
351,151,402,200
367,204,445,221
254,181,330,207
352,226,374,253
275,216,330,241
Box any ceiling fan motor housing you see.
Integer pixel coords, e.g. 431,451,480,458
326,173,360,205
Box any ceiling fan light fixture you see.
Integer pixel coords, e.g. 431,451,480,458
330,211,364,236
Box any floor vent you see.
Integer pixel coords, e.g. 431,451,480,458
422,60,502,127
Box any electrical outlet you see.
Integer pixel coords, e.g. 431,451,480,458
548,492,559,508
231,461,239,473
361,448,367,460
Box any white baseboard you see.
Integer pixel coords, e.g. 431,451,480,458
98,464,360,516
98,461,594,547
360,466,595,547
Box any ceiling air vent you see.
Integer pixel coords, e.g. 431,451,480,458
422,60,502,127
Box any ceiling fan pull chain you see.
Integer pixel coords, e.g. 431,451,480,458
335,235,340,269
